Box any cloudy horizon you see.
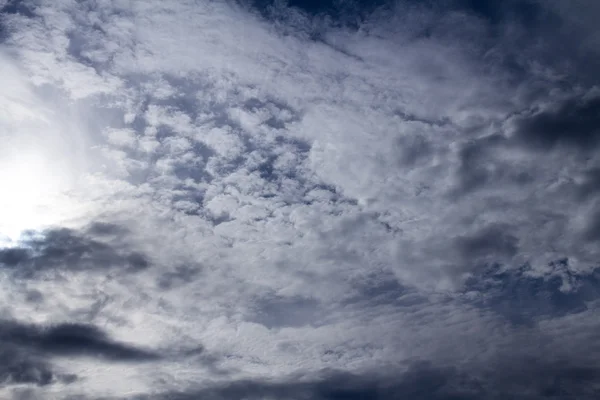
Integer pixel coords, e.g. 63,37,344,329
1,0,600,398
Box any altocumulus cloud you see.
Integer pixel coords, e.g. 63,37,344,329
0,0,600,398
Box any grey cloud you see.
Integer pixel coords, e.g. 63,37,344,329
447,0,543,26
452,134,532,195
511,94,600,151
395,133,434,167
0,227,149,277
0,348,59,387
248,294,320,329
157,265,200,290
0,318,160,389
575,168,600,201
344,270,425,309
134,359,600,400
454,224,519,262
0,320,159,362
243,97,300,127
582,208,600,242
86,222,130,237
464,261,600,324
132,365,480,400
246,0,542,38
242,0,385,37
0,0,35,17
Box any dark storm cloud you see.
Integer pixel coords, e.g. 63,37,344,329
0,227,149,277
512,94,600,152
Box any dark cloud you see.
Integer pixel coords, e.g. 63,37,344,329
0,247,30,267
0,227,149,277
157,265,200,290
486,358,600,400
245,0,386,26
344,270,425,309
0,320,160,362
396,133,434,167
0,12,24,50
448,0,542,26
246,0,544,31
86,222,130,237
465,260,600,324
454,224,519,261
135,364,480,400
0,318,161,389
0,0,36,18
452,135,532,195
0,348,57,387
582,208,600,242
512,94,600,152
131,359,600,400
575,168,600,201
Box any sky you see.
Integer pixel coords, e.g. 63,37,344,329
0,0,599,398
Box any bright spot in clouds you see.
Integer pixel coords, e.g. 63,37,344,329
0,151,70,242
0,51,86,244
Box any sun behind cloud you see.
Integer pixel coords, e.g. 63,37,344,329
0,51,88,244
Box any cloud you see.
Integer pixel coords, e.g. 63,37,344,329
0,319,159,362
134,359,600,400
147,365,480,400
464,260,600,324
454,223,519,264
0,348,62,387
1,0,600,398
0,227,149,278
0,318,159,391
510,91,600,151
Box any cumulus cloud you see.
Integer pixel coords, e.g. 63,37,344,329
1,0,600,398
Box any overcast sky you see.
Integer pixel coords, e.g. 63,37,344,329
0,0,599,398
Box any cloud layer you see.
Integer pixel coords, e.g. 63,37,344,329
1,0,600,398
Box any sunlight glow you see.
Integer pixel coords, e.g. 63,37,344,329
0,151,73,244
0,51,88,246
